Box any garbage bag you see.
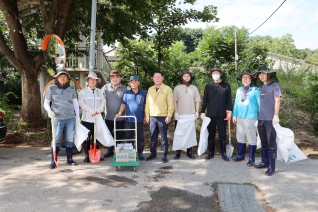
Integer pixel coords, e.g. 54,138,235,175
198,117,211,156
74,122,90,151
95,114,115,147
172,115,197,150
274,124,307,164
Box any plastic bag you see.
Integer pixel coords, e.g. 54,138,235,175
95,114,115,147
74,122,90,151
198,117,211,156
172,115,197,150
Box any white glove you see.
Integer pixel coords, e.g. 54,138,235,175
48,111,55,119
174,112,179,120
88,108,95,116
200,113,206,121
76,116,81,123
273,115,279,125
195,112,199,119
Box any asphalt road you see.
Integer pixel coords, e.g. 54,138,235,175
0,147,317,212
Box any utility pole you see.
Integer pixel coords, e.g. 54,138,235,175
89,0,97,72
234,30,238,72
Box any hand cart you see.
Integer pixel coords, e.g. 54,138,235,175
111,116,140,171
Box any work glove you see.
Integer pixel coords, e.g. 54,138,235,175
48,111,55,119
273,115,279,125
174,112,179,120
195,112,199,119
200,113,206,121
76,116,81,123
224,110,232,121
233,117,237,125
88,108,96,116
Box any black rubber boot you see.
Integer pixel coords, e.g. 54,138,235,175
49,147,60,169
174,150,181,160
247,145,256,167
265,151,276,176
187,147,195,159
205,140,215,160
83,140,90,163
254,148,269,169
220,141,230,162
232,143,246,162
66,147,77,166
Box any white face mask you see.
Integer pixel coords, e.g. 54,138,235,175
212,74,220,81
243,83,251,87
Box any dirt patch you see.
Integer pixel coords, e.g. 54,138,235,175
68,175,137,187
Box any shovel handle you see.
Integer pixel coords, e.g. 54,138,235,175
227,117,231,141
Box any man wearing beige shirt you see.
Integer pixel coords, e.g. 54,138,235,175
145,71,174,163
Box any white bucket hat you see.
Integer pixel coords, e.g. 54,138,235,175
85,72,101,84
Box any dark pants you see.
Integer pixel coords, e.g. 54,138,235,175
258,120,277,151
81,121,101,148
105,119,125,151
150,116,169,157
207,117,227,141
126,122,145,153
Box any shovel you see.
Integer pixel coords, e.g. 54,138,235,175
226,118,234,159
51,116,60,171
89,115,101,164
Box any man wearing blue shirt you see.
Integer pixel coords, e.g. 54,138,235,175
116,76,146,160
232,70,260,166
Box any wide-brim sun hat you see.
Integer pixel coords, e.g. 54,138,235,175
236,69,255,80
208,65,224,75
178,70,195,81
256,66,276,78
109,70,122,77
54,68,70,78
85,72,101,84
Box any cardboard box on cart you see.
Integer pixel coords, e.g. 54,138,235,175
115,148,136,162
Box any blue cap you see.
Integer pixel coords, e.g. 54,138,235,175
130,76,139,81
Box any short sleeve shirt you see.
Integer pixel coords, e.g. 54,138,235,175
122,89,146,122
45,84,76,120
101,83,127,121
258,82,282,121
173,84,201,115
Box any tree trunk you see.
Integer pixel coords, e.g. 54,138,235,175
19,68,42,122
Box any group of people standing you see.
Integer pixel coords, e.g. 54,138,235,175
44,64,281,176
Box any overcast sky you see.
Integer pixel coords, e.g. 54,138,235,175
181,0,318,50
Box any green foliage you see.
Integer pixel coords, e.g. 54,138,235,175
179,28,204,53
0,95,16,124
1,71,21,106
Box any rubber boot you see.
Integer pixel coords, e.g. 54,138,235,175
174,150,181,160
103,146,114,158
187,147,195,159
232,143,246,162
220,141,230,162
254,148,269,169
49,147,60,169
66,147,77,166
96,142,104,161
247,145,256,167
83,140,90,163
265,151,276,176
205,140,215,160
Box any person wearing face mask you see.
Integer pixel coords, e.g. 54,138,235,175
232,70,260,166
254,66,281,176
200,65,233,161
78,72,106,163
173,70,201,160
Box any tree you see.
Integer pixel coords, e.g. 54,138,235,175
0,0,173,122
146,1,218,72
179,28,204,53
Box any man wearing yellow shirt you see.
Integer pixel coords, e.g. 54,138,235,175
145,71,174,163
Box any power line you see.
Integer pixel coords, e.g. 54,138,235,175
247,0,287,36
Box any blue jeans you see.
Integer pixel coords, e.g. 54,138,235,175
149,117,169,157
52,117,75,148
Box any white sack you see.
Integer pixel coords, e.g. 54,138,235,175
74,122,90,151
274,124,307,164
95,114,115,147
172,115,197,150
198,117,211,156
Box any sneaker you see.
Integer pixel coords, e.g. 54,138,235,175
103,151,114,158
145,155,157,161
138,153,145,160
162,156,168,163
